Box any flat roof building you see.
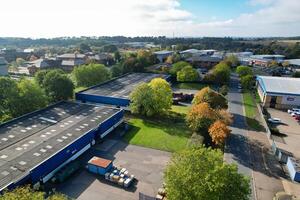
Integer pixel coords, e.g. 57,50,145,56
0,101,123,191
257,76,300,109
76,73,170,107
154,50,174,63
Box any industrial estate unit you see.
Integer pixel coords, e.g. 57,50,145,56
76,73,170,106
257,76,300,109
0,101,123,191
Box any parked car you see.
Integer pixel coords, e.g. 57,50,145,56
268,118,281,124
288,108,300,114
295,115,300,121
291,111,300,117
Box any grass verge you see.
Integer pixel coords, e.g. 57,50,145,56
242,91,265,131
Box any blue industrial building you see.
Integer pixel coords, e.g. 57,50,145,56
0,101,123,191
75,73,170,107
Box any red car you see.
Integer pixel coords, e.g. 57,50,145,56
295,115,300,121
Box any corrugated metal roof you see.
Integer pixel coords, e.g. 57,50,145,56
257,76,300,95
88,156,112,168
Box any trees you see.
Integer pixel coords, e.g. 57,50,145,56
219,85,229,96
225,55,239,67
43,70,74,102
240,74,255,90
216,109,233,125
164,147,251,200
0,77,48,123
211,62,231,85
101,44,118,53
192,87,228,109
14,79,48,117
130,78,172,116
169,61,191,77
293,71,300,78
0,185,67,200
111,64,124,77
114,51,121,63
79,43,91,53
236,66,253,77
186,102,217,133
165,53,181,64
176,66,199,82
72,63,111,87
209,120,231,146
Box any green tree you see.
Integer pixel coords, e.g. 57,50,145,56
177,66,199,82
225,55,239,67
148,78,173,112
211,62,231,85
79,43,91,53
169,61,191,77
241,74,255,90
114,51,121,63
101,44,118,53
43,70,74,102
16,58,26,67
192,87,228,109
129,83,157,116
0,77,19,122
13,79,48,117
164,147,251,200
130,78,172,116
236,66,253,77
0,185,67,200
111,64,124,77
72,63,111,87
35,70,49,87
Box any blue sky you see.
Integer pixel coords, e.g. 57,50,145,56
0,0,299,38
181,0,258,22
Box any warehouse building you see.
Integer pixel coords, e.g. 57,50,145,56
257,76,300,109
0,101,123,191
76,73,170,107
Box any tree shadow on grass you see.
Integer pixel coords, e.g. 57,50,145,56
245,117,266,132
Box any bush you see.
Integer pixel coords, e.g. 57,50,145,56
219,85,229,96
236,66,253,77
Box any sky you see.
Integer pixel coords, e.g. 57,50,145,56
0,0,300,38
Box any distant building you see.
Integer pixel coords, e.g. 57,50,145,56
154,50,174,63
56,53,87,71
186,55,222,69
257,76,300,109
250,54,285,67
285,59,300,69
0,57,8,76
86,53,113,66
180,49,216,59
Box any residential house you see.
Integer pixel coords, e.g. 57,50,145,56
154,50,174,63
56,53,87,71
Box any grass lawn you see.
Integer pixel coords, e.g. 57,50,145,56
243,91,264,131
124,118,190,152
171,105,191,115
173,82,209,90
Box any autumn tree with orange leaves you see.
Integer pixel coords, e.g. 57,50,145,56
209,120,231,146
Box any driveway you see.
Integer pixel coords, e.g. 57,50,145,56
224,73,285,200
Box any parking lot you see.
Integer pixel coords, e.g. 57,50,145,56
268,108,300,159
56,137,171,200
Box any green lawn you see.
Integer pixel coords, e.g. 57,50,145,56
242,91,264,131
173,82,209,90
171,105,191,115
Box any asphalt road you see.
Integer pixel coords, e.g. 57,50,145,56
224,73,256,200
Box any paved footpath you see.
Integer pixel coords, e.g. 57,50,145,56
224,74,284,200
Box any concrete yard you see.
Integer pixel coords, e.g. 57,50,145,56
268,108,300,159
57,139,171,200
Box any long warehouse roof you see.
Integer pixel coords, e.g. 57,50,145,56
0,101,120,189
78,73,169,99
257,76,300,96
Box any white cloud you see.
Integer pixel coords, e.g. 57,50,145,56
0,0,299,37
